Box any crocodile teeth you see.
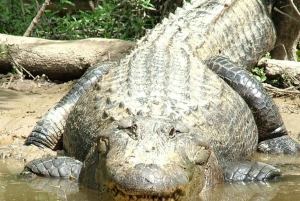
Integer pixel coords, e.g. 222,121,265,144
182,2,192,10
168,13,175,20
175,7,184,15
161,18,169,25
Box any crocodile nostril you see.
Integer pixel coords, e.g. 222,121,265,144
134,163,146,170
146,163,160,169
134,163,160,170
132,163,166,185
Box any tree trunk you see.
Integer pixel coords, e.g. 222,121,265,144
0,34,135,81
271,0,300,60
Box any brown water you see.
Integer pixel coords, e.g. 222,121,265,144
1,153,300,201
0,160,100,201
205,153,300,201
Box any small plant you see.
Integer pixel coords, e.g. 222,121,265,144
281,73,292,87
251,66,293,87
252,67,267,83
269,77,280,86
264,52,271,59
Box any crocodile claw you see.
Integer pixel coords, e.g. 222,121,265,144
257,135,300,156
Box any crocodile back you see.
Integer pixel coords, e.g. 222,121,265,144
64,0,272,163
138,0,276,69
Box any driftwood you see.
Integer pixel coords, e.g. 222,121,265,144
0,34,135,80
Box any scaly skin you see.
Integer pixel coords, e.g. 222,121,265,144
24,62,115,149
26,0,278,149
21,0,300,200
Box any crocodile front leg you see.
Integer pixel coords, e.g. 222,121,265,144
24,62,117,150
205,56,300,155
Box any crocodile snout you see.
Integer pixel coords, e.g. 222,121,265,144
133,163,165,185
108,162,188,198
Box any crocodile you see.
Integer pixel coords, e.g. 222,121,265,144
20,0,300,200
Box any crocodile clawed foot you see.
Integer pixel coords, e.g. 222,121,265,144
257,135,300,156
22,156,82,179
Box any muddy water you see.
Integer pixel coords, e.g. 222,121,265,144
0,160,101,201
1,154,300,201
204,153,300,201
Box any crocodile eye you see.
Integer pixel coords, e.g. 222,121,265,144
117,119,139,140
169,127,176,139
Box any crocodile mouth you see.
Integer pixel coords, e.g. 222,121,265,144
113,190,182,201
109,183,185,201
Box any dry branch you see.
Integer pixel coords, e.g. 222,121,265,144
0,34,135,80
263,83,300,96
24,0,51,37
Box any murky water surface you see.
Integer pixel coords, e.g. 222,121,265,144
0,160,100,201
1,153,300,201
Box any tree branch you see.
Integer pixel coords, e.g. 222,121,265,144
23,0,51,37
289,0,300,19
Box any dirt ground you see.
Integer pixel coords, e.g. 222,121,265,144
0,76,72,146
0,76,300,160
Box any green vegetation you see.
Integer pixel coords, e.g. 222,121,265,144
0,0,183,40
38,0,158,40
251,52,293,88
252,67,267,83
252,66,292,88
0,0,35,35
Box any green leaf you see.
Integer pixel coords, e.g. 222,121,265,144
260,75,267,82
296,50,300,61
254,75,261,82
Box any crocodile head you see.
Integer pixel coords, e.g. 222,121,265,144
81,116,224,200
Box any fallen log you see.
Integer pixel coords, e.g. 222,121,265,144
0,34,135,81
257,58,300,85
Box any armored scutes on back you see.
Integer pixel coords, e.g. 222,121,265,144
17,0,300,200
